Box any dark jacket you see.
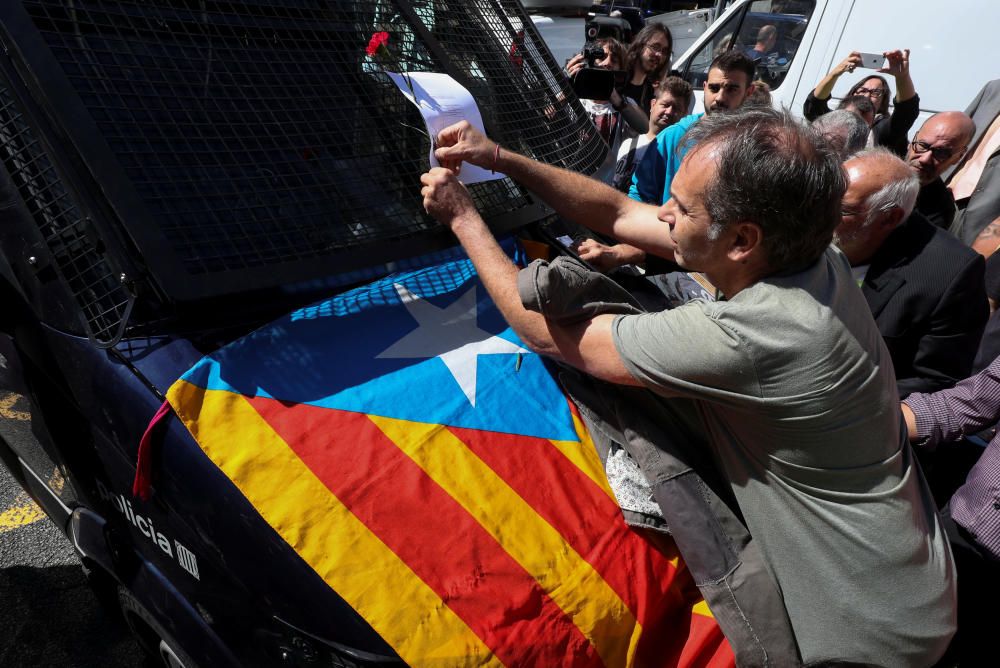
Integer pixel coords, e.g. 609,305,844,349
915,177,957,230
863,212,988,397
517,256,801,667
803,90,920,157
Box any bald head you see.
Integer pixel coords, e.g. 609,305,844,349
756,24,777,49
835,148,919,265
906,111,976,185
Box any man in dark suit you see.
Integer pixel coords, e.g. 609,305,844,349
835,148,988,397
947,79,1000,245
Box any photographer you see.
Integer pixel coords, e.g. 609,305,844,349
565,37,646,185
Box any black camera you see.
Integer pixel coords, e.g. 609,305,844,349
582,42,607,67
572,41,625,101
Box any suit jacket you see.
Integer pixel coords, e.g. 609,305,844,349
915,177,956,230
946,79,1000,244
864,212,988,397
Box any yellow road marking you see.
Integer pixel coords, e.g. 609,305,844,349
0,491,45,532
0,392,30,421
0,463,65,533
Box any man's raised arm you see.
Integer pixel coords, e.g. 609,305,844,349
419,165,639,387
434,121,675,260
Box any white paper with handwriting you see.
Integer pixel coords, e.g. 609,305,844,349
388,71,506,184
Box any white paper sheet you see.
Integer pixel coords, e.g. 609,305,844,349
387,71,506,184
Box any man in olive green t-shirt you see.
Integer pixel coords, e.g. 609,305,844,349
420,108,956,665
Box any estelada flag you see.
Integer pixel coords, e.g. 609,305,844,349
165,242,733,667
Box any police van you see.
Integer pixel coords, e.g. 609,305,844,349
0,2,732,667
0,0,604,665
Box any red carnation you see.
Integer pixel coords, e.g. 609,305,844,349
366,31,390,57
365,31,417,106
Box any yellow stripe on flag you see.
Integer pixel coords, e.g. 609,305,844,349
693,600,713,618
548,411,615,500
555,411,716,626
168,381,500,667
370,414,641,668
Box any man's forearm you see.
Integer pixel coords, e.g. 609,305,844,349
497,148,630,235
495,148,673,258
447,211,638,386
449,211,561,358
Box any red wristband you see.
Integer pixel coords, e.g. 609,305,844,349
491,144,501,174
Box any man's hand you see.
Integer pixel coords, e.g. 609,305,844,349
900,402,918,442
572,238,644,272
565,53,586,78
434,121,497,174
879,49,910,78
420,167,481,232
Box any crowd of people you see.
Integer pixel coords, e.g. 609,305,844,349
417,25,1000,666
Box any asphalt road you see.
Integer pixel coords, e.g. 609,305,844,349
0,389,150,668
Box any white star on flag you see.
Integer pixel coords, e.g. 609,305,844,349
376,283,529,407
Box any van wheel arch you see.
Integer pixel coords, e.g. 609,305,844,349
117,586,198,668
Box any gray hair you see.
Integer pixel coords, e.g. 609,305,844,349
853,147,919,226
812,109,869,159
681,107,847,271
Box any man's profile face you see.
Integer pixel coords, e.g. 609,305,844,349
833,159,882,265
703,67,751,113
905,117,967,185
650,91,685,131
657,147,725,271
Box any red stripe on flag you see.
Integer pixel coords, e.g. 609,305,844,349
248,397,604,667
449,424,681,611
450,425,724,667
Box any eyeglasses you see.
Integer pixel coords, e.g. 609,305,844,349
855,87,886,98
909,139,962,162
644,43,670,56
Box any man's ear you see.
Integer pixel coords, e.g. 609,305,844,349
879,206,907,231
743,82,755,103
726,221,764,262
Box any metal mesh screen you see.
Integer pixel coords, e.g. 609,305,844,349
0,83,132,345
21,0,604,277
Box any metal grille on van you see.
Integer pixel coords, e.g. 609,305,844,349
13,0,601,286
0,84,132,345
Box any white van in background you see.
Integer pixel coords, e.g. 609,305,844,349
672,0,999,130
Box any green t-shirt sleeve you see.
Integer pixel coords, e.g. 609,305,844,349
612,303,762,401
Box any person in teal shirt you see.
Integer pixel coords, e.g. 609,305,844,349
629,50,756,205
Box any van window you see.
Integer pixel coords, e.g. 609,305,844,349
681,0,815,91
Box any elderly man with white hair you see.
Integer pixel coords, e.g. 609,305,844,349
835,147,988,397
812,108,870,159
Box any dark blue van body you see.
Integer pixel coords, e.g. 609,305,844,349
0,2,604,665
